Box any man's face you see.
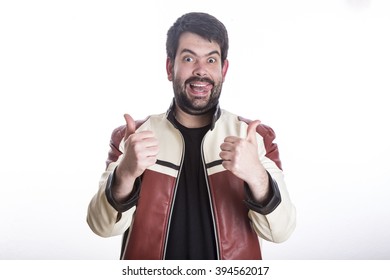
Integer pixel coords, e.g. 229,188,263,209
167,32,229,115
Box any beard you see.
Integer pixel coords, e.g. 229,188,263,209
172,76,223,116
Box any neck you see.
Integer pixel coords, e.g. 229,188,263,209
174,106,213,128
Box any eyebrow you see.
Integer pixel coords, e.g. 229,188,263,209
180,48,221,57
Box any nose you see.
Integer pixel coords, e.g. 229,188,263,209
193,61,208,77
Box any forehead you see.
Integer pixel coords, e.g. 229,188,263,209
177,32,221,56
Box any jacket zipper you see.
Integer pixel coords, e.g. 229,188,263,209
162,133,185,259
201,135,221,260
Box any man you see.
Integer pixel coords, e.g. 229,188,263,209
87,12,296,260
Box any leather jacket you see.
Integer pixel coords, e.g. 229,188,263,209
87,103,296,259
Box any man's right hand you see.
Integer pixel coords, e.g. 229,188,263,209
113,114,159,201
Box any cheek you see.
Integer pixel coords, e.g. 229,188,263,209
209,65,225,80
174,62,195,77
173,69,189,83
213,71,225,83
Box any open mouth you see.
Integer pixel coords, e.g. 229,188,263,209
189,82,213,93
187,78,214,95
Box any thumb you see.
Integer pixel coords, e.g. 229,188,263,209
123,113,136,139
246,120,261,144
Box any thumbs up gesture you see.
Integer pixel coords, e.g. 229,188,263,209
219,120,269,201
116,114,159,182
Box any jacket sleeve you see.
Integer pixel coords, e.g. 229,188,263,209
247,124,296,243
86,126,137,238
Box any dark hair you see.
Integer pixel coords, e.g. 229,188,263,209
166,12,229,64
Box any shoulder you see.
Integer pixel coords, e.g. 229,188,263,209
110,125,126,144
109,114,166,142
238,115,276,139
109,116,150,143
220,110,276,139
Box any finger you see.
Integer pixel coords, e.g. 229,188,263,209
219,150,231,161
124,114,136,139
223,136,239,144
220,142,233,151
141,136,159,148
246,120,261,144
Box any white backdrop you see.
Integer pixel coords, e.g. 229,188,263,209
1,0,389,260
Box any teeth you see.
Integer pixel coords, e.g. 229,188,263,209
191,83,206,87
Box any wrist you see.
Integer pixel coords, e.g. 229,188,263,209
246,169,269,202
111,166,137,202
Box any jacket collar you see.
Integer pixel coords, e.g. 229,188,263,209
166,98,221,131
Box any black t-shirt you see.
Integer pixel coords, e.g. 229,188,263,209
165,119,217,260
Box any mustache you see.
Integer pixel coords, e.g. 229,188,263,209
185,77,214,86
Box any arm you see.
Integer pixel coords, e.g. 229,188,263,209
220,121,296,243
247,125,296,243
86,123,134,238
86,159,137,237
247,166,296,243
86,114,159,237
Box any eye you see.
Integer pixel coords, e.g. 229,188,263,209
184,57,193,62
208,57,217,63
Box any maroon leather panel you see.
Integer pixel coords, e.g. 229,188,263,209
209,171,262,259
123,169,176,260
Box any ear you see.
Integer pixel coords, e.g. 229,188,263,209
221,59,229,82
166,57,173,81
